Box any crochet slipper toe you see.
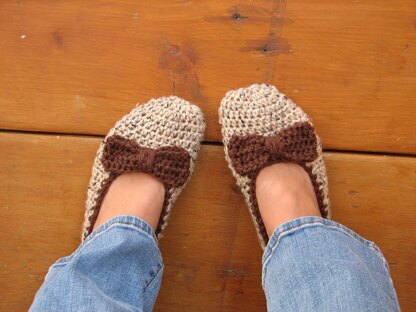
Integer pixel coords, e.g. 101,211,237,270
82,96,205,241
219,84,330,249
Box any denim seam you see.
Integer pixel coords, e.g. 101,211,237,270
84,219,156,244
54,219,157,266
262,221,389,287
144,264,164,292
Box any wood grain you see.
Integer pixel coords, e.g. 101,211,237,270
0,0,415,153
0,132,414,311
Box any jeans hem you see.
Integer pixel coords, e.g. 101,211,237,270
55,215,158,265
261,216,389,287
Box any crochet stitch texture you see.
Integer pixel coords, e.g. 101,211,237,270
219,84,330,249
81,96,205,241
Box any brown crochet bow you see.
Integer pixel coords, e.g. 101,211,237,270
102,135,191,187
227,122,318,176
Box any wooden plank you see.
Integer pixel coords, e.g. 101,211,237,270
0,132,415,311
0,0,415,153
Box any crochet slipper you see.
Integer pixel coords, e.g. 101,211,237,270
81,96,205,241
219,84,330,249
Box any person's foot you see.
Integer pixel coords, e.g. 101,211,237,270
93,172,165,231
82,96,205,241
219,84,330,248
256,163,321,237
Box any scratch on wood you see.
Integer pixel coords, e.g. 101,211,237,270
217,268,246,280
231,184,242,195
263,0,290,82
232,12,248,22
261,37,292,55
160,44,196,74
203,5,259,23
52,31,63,47
160,43,203,99
170,260,198,284
217,204,243,308
242,36,292,55
229,6,249,23
172,73,176,93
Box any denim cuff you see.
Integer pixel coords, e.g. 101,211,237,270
84,215,158,245
262,216,386,268
54,215,158,266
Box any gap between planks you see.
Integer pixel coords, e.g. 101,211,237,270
1,129,415,158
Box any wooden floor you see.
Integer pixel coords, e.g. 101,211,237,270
0,1,415,311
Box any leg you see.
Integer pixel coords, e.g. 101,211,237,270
30,173,165,312
257,163,400,312
30,216,163,312
30,97,205,311
219,84,400,311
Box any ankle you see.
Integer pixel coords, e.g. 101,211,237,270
93,172,165,231
256,163,320,237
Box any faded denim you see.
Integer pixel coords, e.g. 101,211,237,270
30,215,400,311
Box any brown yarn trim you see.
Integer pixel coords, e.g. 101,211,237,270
84,173,118,239
84,135,191,240
300,163,328,219
248,172,268,245
156,186,172,235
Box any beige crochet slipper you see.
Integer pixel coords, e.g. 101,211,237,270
81,96,205,241
219,84,330,249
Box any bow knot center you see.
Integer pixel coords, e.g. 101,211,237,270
264,135,284,158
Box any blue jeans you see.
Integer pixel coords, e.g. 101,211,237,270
30,216,400,312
